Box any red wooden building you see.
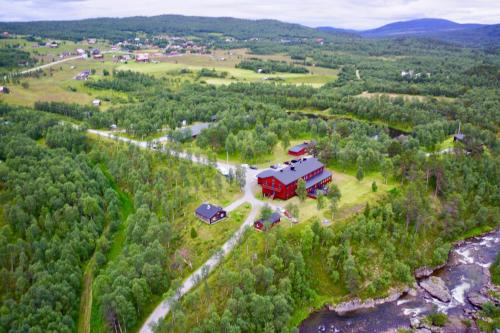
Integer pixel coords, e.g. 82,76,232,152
288,140,316,156
257,157,332,200
288,142,308,156
254,212,281,231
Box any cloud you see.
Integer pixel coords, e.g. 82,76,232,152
0,0,498,29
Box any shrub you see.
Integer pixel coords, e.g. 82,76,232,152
426,312,448,327
190,227,198,239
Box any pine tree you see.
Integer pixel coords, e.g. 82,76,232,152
356,165,364,182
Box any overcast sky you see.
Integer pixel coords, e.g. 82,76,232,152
1,0,499,29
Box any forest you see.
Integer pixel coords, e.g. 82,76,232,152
0,47,36,74
0,12,498,333
0,104,241,333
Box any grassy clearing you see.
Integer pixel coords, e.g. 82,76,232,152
1,37,109,56
287,108,413,133
258,168,395,223
356,91,455,102
118,60,334,86
181,203,252,271
181,137,312,168
116,48,338,86
0,57,119,108
424,136,455,153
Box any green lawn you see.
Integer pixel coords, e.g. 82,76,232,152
258,168,395,223
424,136,455,153
181,203,252,271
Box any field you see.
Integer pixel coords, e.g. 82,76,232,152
356,91,455,102
117,47,338,86
1,44,337,109
0,55,123,108
118,61,336,86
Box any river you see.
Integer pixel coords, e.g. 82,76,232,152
300,228,499,333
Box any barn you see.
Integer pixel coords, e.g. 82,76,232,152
195,203,227,224
257,157,332,200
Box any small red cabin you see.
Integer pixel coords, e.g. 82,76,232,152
287,140,316,156
288,142,308,156
254,212,281,231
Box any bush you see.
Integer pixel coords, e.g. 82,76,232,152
490,252,500,285
190,227,198,239
426,312,448,327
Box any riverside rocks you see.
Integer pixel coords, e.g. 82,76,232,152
419,276,451,302
332,287,411,315
414,263,447,279
467,292,490,308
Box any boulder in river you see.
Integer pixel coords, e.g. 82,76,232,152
414,329,432,333
410,317,421,328
419,276,451,302
414,263,447,279
467,292,490,308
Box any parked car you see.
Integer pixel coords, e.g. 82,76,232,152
270,164,278,169
249,165,257,170
241,163,249,168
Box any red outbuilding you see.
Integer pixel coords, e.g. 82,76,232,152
254,212,281,231
257,157,332,200
288,140,316,156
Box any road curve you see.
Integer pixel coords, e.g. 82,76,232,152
17,50,133,75
87,129,273,333
19,55,84,75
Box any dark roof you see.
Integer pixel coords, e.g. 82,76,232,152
305,170,332,189
190,122,210,137
288,142,308,153
195,203,224,219
258,212,281,224
257,157,324,186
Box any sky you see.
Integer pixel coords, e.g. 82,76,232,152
1,0,499,29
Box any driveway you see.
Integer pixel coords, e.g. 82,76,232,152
87,129,277,333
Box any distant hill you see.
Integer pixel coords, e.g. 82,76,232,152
360,18,484,37
0,14,347,42
316,26,358,34
435,24,500,49
319,18,498,48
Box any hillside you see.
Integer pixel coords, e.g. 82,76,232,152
360,18,484,37
434,24,500,48
0,14,343,42
318,18,498,48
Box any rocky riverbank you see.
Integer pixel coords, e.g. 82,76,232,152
300,228,499,333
